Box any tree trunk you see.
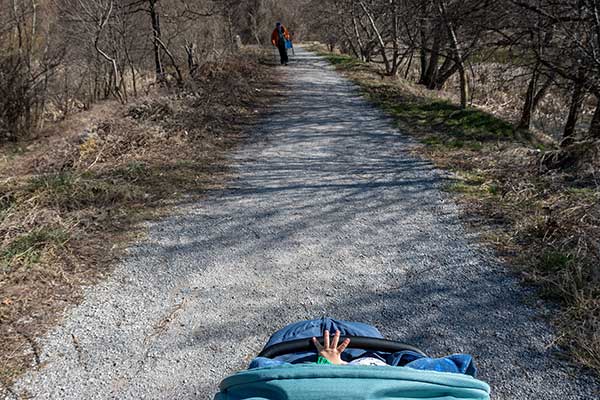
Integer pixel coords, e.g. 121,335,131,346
155,36,183,84
149,0,163,80
518,68,553,131
532,73,554,109
225,8,235,51
438,0,468,108
123,45,137,97
249,11,262,45
93,1,124,103
185,42,196,74
130,63,137,97
405,50,414,79
564,71,586,138
358,0,391,75
418,3,429,83
434,61,459,89
350,6,366,62
517,67,539,131
589,97,600,139
422,33,441,88
390,0,400,77
341,26,360,59
419,31,428,82
457,63,468,109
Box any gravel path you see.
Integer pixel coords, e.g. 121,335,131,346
8,47,598,399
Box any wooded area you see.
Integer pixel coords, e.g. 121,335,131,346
1,0,599,392
0,0,306,141
0,0,310,387
306,0,600,152
303,0,600,376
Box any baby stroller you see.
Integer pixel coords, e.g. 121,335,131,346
215,318,490,400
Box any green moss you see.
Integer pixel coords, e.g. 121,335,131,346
537,251,574,274
321,53,366,70
423,136,442,146
487,184,499,195
566,187,598,199
0,189,16,217
445,181,477,194
444,171,494,197
380,98,515,147
320,50,525,151
113,161,150,182
468,142,484,151
1,228,69,270
27,173,74,194
463,172,487,185
26,172,144,210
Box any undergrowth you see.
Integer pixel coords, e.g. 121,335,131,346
311,45,600,377
0,48,274,387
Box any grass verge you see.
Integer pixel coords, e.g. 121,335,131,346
310,46,600,376
0,48,277,388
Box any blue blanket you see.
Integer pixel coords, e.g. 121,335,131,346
249,318,477,377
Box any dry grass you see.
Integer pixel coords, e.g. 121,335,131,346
309,45,600,376
0,48,276,388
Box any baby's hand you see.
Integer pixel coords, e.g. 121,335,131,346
312,330,350,365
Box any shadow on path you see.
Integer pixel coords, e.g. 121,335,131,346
12,46,599,400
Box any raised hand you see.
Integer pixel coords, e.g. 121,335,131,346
312,330,351,365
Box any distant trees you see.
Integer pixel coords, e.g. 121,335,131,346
510,1,600,140
0,0,306,141
0,0,63,139
307,0,600,144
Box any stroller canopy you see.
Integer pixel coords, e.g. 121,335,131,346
215,319,490,400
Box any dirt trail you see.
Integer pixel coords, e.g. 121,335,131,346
7,47,598,399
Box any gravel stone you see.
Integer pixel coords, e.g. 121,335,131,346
6,47,599,400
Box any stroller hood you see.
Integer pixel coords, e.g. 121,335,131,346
216,364,491,400
265,317,384,347
257,318,386,364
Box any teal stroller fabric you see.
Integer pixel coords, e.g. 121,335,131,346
216,364,491,400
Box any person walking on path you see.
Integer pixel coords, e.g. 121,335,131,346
288,31,295,56
271,22,291,65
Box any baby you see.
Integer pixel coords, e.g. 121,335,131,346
312,330,388,366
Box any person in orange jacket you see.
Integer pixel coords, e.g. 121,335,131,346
271,22,291,65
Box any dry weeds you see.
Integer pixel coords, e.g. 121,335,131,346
310,44,600,377
0,49,275,388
